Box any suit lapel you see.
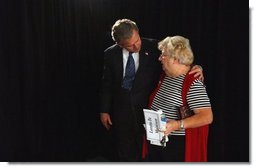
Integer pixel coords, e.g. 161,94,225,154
115,47,124,83
136,48,148,75
131,49,148,90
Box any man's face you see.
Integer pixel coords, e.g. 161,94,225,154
118,30,142,53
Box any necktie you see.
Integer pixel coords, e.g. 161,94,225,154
122,52,135,90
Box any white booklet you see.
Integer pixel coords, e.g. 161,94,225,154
143,109,168,146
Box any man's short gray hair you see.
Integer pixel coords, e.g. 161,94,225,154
111,19,139,43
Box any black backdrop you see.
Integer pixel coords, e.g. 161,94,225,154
0,0,249,162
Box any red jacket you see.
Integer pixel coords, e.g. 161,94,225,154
142,73,209,162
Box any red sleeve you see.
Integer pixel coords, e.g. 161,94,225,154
142,72,165,159
185,125,209,162
183,73,209,162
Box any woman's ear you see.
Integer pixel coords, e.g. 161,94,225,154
173,58,179,64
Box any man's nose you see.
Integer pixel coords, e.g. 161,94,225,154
133,44,139,51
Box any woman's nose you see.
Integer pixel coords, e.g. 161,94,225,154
158,55,163,61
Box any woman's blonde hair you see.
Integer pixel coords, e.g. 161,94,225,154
158,35,194,65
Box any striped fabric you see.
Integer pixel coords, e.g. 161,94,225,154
150,74,211,135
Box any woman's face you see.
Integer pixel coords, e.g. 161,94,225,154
158,52,176,76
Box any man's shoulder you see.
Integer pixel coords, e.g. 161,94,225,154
104,44,119,53
103,44,121,60
141,37,160,53
141,37,159,47
141,37,159,43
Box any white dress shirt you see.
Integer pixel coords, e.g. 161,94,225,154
122,48,139,78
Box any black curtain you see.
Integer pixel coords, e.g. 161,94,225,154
0,0,249,162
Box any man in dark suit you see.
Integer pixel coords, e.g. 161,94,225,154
100,19,203,161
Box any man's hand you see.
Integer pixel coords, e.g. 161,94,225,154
100,113,112,130
189,65,204,82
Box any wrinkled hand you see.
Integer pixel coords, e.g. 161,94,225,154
189,65,204,82
100,113,112,130
163,120,179,136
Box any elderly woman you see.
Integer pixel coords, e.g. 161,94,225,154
147,36,213,162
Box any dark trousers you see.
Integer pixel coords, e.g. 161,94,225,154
147,135,185,162
115,129,143,162
112,89,144,162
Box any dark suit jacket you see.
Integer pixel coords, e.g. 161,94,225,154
100,38,162,133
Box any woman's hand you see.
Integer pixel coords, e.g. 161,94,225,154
163,120,179,136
